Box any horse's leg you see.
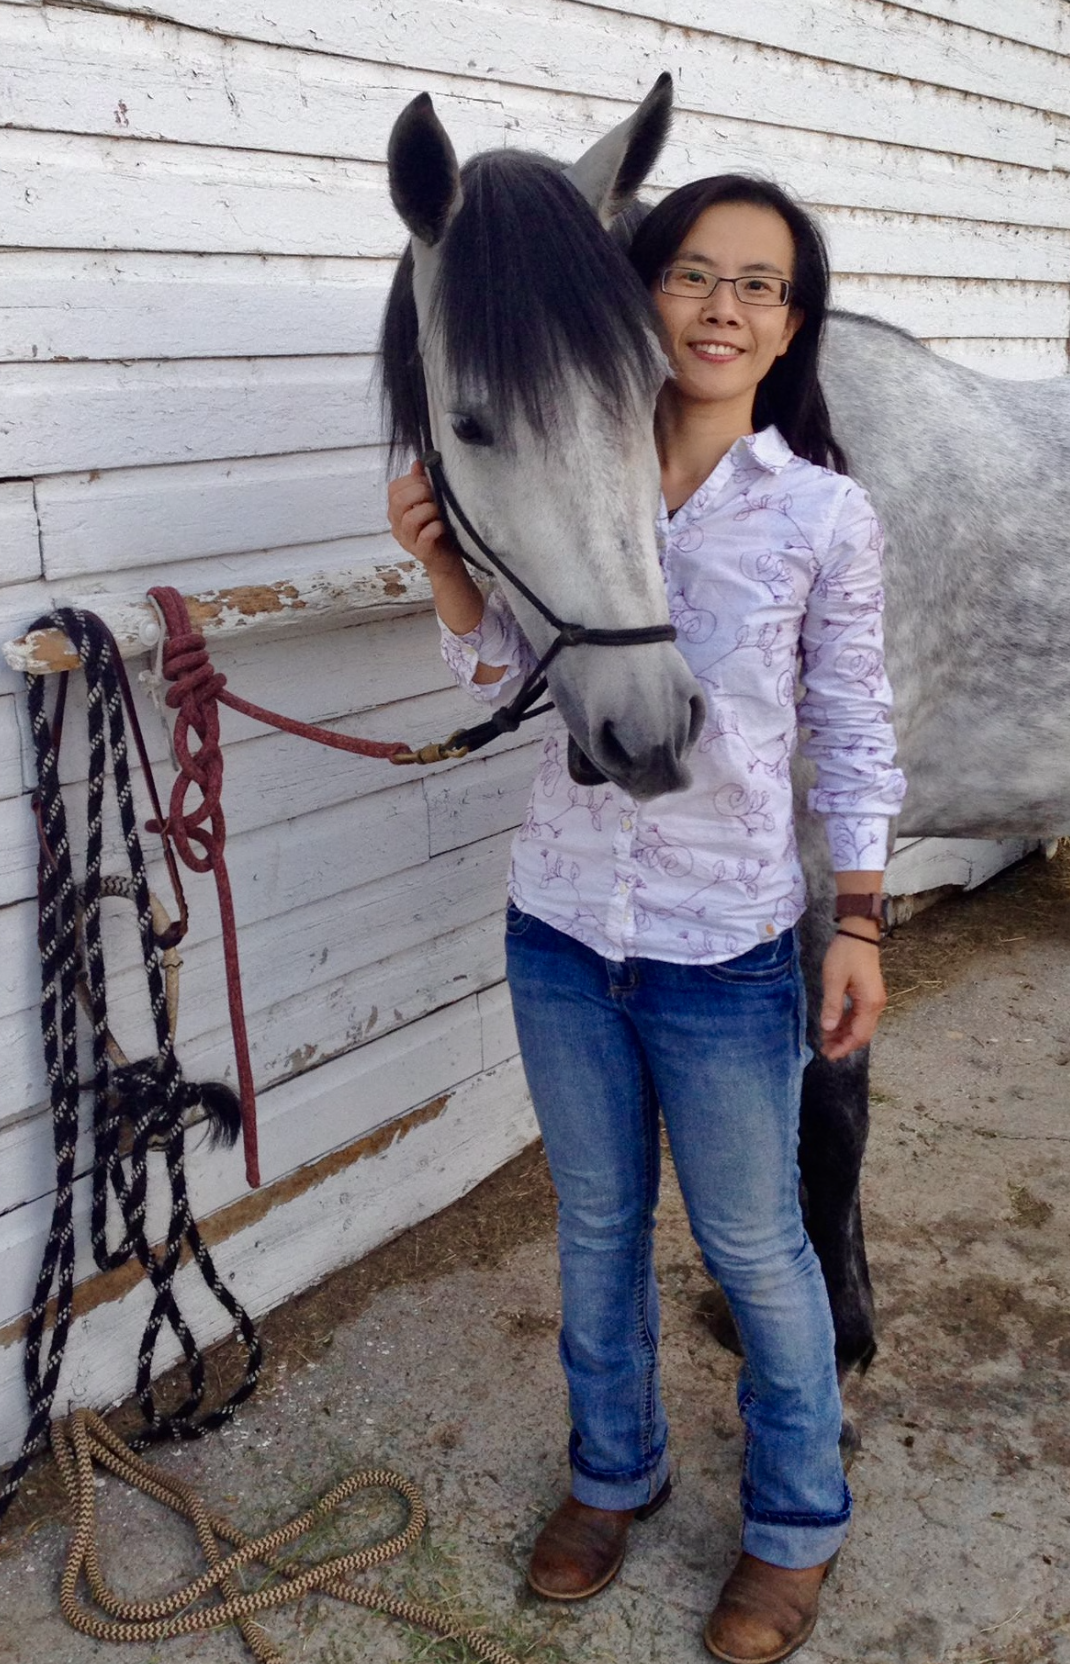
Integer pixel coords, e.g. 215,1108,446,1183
795,801,878,1376
798,1045,876,1377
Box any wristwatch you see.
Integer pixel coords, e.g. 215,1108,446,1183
834,893,884,921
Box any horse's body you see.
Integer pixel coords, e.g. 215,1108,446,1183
795,314,1070,1370
384,80,1070,1375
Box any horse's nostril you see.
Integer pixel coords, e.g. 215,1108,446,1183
599,721,632,773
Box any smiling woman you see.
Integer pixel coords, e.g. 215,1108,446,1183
389,166,907,1664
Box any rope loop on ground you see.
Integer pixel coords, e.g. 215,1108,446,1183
53,1410,524,1664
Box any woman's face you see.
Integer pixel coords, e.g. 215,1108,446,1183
653,201,802,415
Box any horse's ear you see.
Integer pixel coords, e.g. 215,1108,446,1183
388,92,463,247
565,73,673,226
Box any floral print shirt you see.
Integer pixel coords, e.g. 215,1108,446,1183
439,426,907,964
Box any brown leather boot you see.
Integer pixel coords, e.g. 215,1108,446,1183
703,1551,837,1663
526,1477,671,1601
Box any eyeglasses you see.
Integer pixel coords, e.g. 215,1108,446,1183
660,266,793,307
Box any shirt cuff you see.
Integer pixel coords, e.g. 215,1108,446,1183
825,815,890,872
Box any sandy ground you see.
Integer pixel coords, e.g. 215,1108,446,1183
1,851,1069,1664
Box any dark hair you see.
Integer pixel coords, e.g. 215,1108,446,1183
628,175,848,473
380,150,665,467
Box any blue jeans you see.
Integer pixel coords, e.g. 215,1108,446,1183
505,905,850,1569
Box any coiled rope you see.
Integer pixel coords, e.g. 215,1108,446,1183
52,1410,522,1664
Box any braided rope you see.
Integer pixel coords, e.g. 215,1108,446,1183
1,609,261,1525
53,1410,523,1664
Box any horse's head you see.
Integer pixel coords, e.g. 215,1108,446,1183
382,76,705,799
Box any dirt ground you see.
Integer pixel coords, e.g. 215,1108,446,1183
1,847,1069,1664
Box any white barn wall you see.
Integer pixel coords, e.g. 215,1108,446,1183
1,0,1067,1460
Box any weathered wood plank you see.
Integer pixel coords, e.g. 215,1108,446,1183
0,252,392,363
584,0,1070,112
0,1055,536,1467
819,207,1070,282
479,980,519,1071
0,697,22,796
0,741,431,909
0,991,488,1328
0,355,379,477
886,0,1069,58
3,559,435,675
922,338,1070,379
0,130,400,258
0,6,505,161
0,481,40,587
832,276,1070,341
886,836,1040,895
425,738,554,858
35,448,391,579
0,579,50,696
71,0,1059,167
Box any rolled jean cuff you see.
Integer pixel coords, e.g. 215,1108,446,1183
570,1448,671,1512
741,1492,851,1570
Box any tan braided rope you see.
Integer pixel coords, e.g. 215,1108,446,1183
52,1411,524,1664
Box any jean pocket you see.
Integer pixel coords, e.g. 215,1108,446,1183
699,929,795,986
505,901,537,938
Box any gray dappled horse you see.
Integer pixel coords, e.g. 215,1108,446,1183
383,79,1070,1378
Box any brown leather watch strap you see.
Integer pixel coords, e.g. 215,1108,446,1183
834,892,884,921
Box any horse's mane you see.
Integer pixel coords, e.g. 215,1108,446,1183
380,150,665,463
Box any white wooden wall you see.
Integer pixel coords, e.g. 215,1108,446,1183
1,0,1067,1461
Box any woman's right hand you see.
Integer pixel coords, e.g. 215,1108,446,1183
387,460,464,573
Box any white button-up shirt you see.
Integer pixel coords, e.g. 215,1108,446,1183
440,427,907,964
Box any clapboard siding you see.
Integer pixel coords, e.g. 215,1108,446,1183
0,1056,537,1466
0,482,40,586
1,0,1066,1444
69,0,1069,165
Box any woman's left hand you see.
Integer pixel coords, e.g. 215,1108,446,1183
819,933,887,1060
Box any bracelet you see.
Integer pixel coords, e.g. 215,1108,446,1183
836,926,882,948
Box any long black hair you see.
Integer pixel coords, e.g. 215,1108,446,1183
628,175,849,473
380,150,666,468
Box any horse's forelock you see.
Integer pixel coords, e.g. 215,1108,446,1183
381,150,664,460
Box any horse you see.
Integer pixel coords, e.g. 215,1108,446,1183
382,78,1070,1380
380,76,704,802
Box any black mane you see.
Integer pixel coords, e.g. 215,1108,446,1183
380,150,665,463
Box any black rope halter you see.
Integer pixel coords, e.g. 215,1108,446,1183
414,376,677,774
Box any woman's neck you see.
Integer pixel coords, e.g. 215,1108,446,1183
657,386,757,515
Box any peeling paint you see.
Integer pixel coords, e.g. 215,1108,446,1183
0,1093,452,1353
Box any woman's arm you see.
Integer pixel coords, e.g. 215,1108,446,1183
798,483,907,1059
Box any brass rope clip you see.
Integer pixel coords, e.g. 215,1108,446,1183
390,733,471,766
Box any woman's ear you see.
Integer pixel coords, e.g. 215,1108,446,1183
776,309,804,358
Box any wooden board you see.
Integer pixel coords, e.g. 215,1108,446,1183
35,448,391,578
0,482,40,587
0,355,379,477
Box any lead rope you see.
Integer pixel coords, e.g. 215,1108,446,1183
7,608,523,1664
52,1410,521,1664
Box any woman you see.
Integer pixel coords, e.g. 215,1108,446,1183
388,174,906,1664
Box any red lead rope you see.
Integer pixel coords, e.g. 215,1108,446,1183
147,587,413,1188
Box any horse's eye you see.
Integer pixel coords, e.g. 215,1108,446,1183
450,413,492,446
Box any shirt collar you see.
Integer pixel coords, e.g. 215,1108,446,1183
657,426,794,538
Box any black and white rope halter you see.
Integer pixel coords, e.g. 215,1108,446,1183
0,609,261,1524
